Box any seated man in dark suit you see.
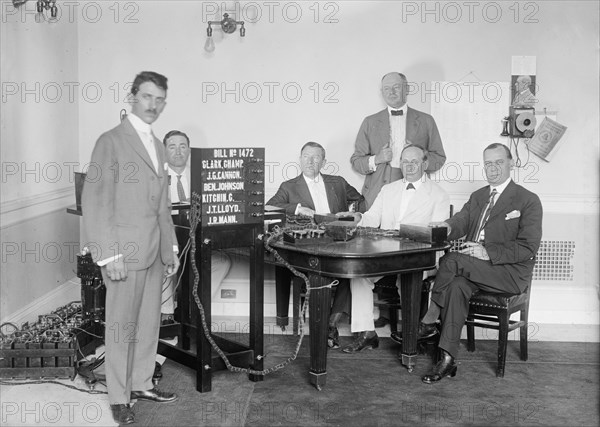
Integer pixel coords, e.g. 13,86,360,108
415,143,542,383
267,141,363,348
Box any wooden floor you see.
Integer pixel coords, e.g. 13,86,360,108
137,337,599,426
1,335,598,426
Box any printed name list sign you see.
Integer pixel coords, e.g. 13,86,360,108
191,147,265,226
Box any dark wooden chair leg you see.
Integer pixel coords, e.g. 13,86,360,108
389,307,399,333
497,312,509,378
466,316,475,352
520,308,529,361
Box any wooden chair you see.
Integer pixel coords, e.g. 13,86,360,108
374,276,433,333
465,276,532,378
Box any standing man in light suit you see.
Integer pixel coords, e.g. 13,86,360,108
351,72,446,210
342,145,449,353
82,71,179,425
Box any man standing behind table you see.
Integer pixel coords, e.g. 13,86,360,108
418,143,542,384
82,71,179,425
351,72,446,210
342,145,449,353
267,141,364,348
161,130,231,324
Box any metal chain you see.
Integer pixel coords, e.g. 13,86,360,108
188,193,313,376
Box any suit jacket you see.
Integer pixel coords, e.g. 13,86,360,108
351,107,446,209
360,178,449,229
266,174,363,215
447,180,543,290
82,117,176,271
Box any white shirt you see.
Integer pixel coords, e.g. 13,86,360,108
478,178,512,242
128,113,159,172
388,104,408,168
167,164,190,204
398,178,422,221
300,173,330,214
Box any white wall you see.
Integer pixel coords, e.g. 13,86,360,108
2,1,598,331
1,2,80,320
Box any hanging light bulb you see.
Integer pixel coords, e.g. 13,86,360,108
204,26,215,52
204,36,215,53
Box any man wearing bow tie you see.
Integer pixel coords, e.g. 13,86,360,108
351,72,446,210
82,71,179,425
416,143,542,384
342,145,449,353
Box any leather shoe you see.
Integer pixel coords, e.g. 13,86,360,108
327,326,340,349
110,404,134,425
131,387,178,403
422,349,457,384
342,332,379,353
390,322,439,344
374,316,389,328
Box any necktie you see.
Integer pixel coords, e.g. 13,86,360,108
476,189,498,241
406,183,415,190
391,110,404,116
176,175,187,202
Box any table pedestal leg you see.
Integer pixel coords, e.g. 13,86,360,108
308,273,331,390
399,271,423,372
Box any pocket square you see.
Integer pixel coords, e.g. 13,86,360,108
505,210,521,220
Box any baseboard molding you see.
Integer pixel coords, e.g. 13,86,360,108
4,277,599,343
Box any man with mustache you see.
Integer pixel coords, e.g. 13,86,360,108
512,74,538,107
82,71,179,425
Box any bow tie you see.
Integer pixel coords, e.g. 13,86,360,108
406,183,415,190
391,110,404,116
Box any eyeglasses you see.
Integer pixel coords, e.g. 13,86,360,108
400,160,422,166
382,85,403,94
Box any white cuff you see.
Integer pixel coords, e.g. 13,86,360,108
294,203,301,215
173,245,179,254
368,155,377,172
97,253,123,266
